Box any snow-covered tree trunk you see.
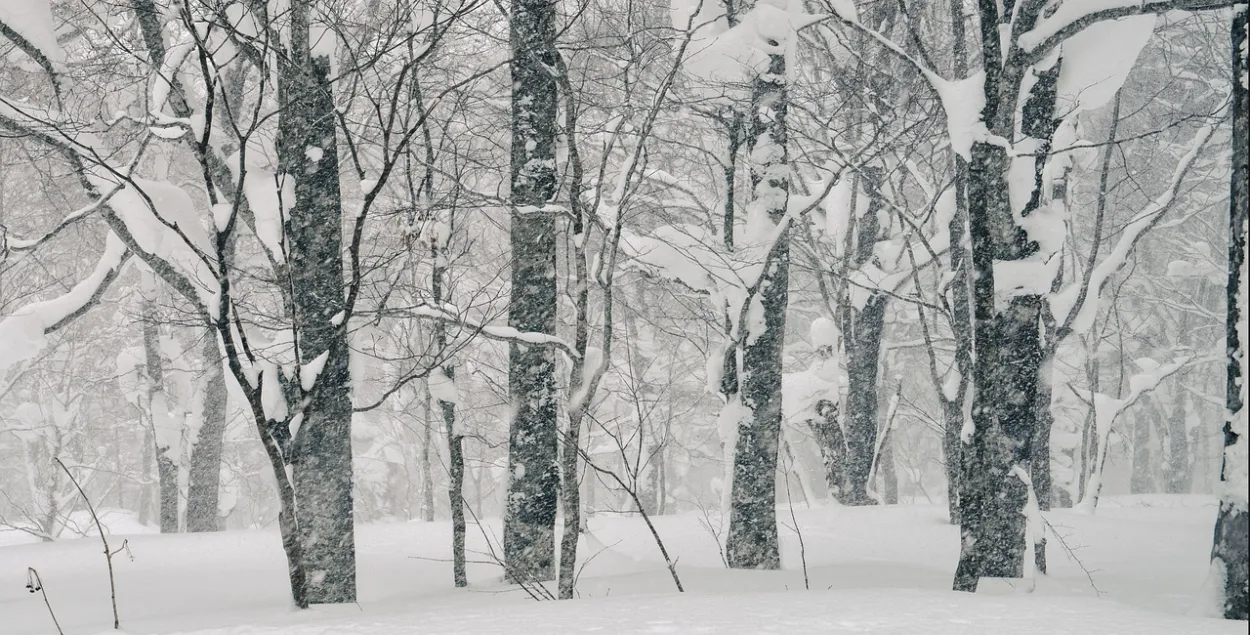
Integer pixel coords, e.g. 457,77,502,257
954,2,1065,590
727,47,789,571
942,0,975,528
186,333,226,532
142,294,179,533
838,168,889,506
1209,3,1249,620
504,0,561,584
278,3,355,602
431,227,465,587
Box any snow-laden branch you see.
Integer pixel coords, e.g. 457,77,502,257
3,175,131,253
1074,354,1191,512
1049,119,1218,336
0,0,66,81
405,304,579,360
0,234,131,374
0,99,219,316
1019,0,1243,59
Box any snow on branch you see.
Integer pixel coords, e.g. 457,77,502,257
408,304,579,360
0,0,66,78
0,234,130,374
823,7,984,159
1074,354,1191,512
1019,0,1242,58
1049,119,1217,336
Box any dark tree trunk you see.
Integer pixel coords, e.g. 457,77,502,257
941,0,974,528
420,391,436,522
1210,5,1248,621
279,10,356,601
726,50,789,571
955,1,1061,590
434,232,465,589
942,399,964,522
835,157,888,502
840,291,887,505
186,333,227,532
810,400,848,498
504,0,561,584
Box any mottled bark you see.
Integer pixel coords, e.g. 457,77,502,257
727,51,789,571
955,1,1061,589
942,0,973,527
840,290,887,505
1210,5,1248,621
504,0,560,584
809,400,848,497
279,12,356,601
880,429,899,505
186,333,227,532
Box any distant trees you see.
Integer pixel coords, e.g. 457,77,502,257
0,0,1245,618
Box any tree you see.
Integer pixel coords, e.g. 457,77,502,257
1208,2,1248,621
502,0,563,585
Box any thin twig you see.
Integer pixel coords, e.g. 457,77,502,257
25,568,64,635
781,465,809,590
54,457,121,629
1041,517,1104,596
461,498,554,601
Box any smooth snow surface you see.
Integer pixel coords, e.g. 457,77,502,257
0,496,1239,634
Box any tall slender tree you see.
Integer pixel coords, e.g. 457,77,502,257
1209,2,1248,621
726,0,792,571
503,0,562,583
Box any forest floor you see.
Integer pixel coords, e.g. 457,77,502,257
0,494,1241,634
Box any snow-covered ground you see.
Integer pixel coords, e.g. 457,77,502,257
0,495,1239,634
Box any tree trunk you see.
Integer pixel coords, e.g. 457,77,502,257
880,428,899,505
142,296,180,534
840,291,887,505
1131,396,1158,495
420,384,436,522
1209,5,1248,620
1165,383,1194,494
186,333,227,532
726,50,789,571
279,10,356,601
955,2,1062,590
504,0,561,584
810,400,848,499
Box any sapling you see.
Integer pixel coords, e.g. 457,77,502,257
55,457,123,629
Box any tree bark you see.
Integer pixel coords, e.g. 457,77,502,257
504,0,561,584
186,333,227,532
279,8,356,601
955,1,1061,590
1165,365,1194,494
726,50,789,571
840,287,887,506
1209,4,1248,620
